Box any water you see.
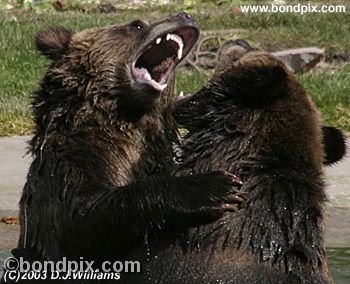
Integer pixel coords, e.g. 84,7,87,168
328,248,350,284
0,248,349,281
0,250,11,278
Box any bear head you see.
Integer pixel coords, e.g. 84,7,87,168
174,40,346,175
34,13,199,127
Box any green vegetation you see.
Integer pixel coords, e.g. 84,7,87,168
0,1,349,135
299,66,350,131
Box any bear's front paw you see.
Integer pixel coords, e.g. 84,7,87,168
199,171,245,212
178,171,246,224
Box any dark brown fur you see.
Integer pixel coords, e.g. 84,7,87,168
129,47,346,283
2,15,244,284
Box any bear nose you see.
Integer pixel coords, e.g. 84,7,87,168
175,12,196,26
177,12,193,20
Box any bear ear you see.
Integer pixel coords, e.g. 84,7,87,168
35,27,73,60
217,39,254,64
322,126,347,165
234,39,253,50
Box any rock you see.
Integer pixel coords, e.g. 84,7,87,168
272,47,325,73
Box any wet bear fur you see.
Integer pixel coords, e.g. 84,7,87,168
8,15,243,282
133,41,347,284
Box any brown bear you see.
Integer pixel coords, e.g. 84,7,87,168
128,40,346,283
3,13,245,283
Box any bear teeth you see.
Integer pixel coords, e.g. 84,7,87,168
166,33,184,60
136,67,167,91
132,30,192,92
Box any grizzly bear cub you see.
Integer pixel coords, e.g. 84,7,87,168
131,40,346,283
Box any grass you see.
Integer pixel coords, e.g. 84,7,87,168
298,66,350,131
0,1,350,135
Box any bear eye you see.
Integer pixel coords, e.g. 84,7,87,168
130,20,145,30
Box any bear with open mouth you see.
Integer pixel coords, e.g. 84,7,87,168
4,14,246,283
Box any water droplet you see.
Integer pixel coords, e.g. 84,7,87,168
143,234,152,282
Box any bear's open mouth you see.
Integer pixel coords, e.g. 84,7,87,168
132,26,199,92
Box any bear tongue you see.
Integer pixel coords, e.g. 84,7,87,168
151,57,173,83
